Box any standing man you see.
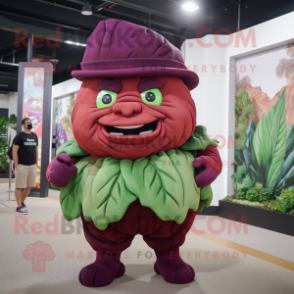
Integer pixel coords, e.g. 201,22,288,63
13,118,39,214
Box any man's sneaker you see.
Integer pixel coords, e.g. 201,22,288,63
16,206,27,215
22,203,26,208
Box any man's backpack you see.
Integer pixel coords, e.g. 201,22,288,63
7,145,13,160
7,132,25,160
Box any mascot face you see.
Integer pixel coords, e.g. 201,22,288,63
72,76,196,160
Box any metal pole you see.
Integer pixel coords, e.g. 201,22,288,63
237,2,241,30
8,159,11,200
27,34,34,61
40,62,53,198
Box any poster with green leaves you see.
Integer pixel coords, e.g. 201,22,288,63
226,44,294,214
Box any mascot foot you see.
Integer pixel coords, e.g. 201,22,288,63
79,252,125,287
154,248,195,284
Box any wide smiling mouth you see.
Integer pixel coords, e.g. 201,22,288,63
105,121,157,135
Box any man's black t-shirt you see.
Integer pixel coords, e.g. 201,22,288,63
13,132,38,166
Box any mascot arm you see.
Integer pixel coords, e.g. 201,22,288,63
193,146,222,188
46,154,79,188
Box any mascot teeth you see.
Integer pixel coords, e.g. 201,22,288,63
109,132,124,135
105,121,157,135
140,130,152,135
115,125,144,129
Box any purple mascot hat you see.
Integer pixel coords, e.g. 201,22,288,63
72,19,199,90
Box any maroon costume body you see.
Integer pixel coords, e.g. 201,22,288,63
82,200,199,253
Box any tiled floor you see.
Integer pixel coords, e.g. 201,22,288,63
0,182,293,294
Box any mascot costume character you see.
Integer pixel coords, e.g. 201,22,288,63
47,19,222,287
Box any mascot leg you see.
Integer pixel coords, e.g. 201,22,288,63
143,209,198,284
79,215,134,287
153,248,195,284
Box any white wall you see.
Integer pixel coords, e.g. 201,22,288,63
52,78,82,98
0,92,18,116
0,94,9,109
8,92,18,117
183,11,294,205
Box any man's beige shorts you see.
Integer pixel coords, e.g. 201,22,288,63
15,164,37,189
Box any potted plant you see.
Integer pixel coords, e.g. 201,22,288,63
0,114,17,177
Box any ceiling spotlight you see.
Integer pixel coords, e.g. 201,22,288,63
182,2,199,12
65,40,86,47
81,3,92,16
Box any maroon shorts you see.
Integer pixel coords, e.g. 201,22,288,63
81,200,199,252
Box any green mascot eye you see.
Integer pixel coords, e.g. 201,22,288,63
96,90,117,108
141,88,162,105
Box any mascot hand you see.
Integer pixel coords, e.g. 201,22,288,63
49,153,78,188
193,158,218,187
192,146,222,187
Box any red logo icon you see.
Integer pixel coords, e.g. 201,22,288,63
23,241,55,272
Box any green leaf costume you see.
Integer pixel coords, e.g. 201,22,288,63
53,125,217,230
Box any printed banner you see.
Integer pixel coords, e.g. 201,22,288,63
22,67,45,188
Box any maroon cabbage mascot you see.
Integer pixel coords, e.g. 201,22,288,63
47,19,222,287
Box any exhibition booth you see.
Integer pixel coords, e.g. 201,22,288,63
0,2,294,292
43,11,294,237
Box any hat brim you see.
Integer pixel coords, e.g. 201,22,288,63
71,67,199,90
